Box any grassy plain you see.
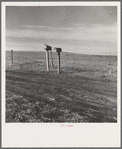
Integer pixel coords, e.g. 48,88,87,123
6,51,117,122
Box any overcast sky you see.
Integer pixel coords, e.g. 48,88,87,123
6,6,117,55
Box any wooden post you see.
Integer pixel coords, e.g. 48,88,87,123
57,51,60,74
50,50,54,69
54,47,62,74
44,44,52,72
46,50,50,71
11,50,13,64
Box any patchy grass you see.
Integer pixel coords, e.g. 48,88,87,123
6,52,117,122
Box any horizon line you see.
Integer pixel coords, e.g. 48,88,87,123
5,50,117,56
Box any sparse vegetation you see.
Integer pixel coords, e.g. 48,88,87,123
6,51,117,122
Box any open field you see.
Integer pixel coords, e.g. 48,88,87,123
5,51,117,122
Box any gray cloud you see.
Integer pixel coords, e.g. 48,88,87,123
6,6,117,54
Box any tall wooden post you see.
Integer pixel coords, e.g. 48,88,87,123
11,50,13,64
44,44,52,72
50,50,54,69
54,47,62,74
57,52,60,74
46,50,50,71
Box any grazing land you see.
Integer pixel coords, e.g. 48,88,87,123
6,51,117,122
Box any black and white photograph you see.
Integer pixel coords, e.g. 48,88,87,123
2,1,121,147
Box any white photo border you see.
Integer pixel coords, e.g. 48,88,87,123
2,1,121,148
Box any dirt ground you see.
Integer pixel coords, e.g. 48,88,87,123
6,51,117,122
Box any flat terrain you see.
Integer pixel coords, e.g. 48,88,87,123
6,51,117,122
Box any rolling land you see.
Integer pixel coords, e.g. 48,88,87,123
6,51,117,122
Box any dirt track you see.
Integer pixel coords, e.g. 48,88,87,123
6,52,117,122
